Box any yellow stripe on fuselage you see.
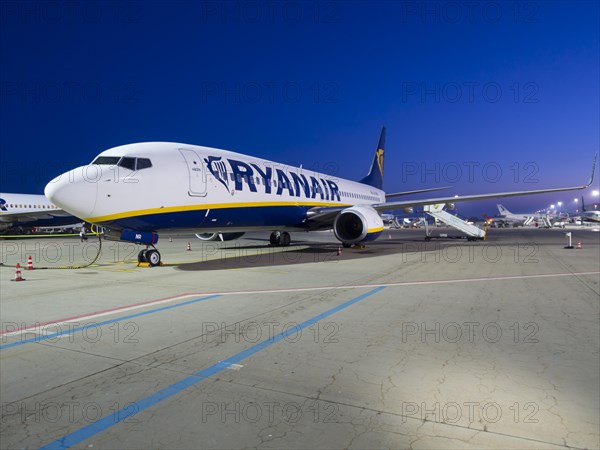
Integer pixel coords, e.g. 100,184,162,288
367,226,384,233
85,201,354,223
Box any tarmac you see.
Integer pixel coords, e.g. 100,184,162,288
1,227,599,449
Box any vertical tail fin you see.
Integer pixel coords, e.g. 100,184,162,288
359,126,385,190
497,204,511,215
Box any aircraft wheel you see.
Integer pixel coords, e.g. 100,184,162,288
146,249,161,266
269,231,281,246
342,242,352,248
138,249,148,263
280,232,291,247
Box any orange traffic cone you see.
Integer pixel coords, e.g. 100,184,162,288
187,242,191,251
577,241,582,249
26,255,33,270
13,263,25,282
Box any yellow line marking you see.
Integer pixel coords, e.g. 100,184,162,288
86,201,352,222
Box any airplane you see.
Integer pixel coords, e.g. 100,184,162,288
577,196,600,223
0,193,79,234
492,204,549,227
497,204,533,223
44,128,597,266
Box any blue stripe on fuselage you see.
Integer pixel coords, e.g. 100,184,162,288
103,205,313,231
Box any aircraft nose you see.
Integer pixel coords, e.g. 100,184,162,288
45,167,98,218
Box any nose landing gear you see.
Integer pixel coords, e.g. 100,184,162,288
137,246,162,266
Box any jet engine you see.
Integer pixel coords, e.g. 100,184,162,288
333,205,384,245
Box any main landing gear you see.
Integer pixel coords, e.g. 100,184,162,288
269,231,291,247
137,246,162,266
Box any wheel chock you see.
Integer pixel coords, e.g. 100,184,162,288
136,261,164,268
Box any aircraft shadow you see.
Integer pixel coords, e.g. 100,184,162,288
175,239,477,271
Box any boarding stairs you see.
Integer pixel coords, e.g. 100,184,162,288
523,216,534,226
423,204,486,240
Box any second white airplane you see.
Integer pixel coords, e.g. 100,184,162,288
0,193,77,233
45,128,596,265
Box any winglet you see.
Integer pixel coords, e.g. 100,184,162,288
359,126,385,190
587,152,598,187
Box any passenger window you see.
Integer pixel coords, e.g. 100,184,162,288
136,158,152,170
118,157,136,171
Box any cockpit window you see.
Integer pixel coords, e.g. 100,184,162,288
91,156,152,170
92,156,121,165
136,158,152,170
118,157,137,171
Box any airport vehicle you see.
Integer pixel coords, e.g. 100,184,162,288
0,193,78,234
45,128,596,265
380,213,396,225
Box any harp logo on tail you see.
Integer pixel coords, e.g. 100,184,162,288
376,148,384,176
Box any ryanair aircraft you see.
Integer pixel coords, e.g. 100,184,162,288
45,128,596,266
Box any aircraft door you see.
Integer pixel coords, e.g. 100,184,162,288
179,149,207,196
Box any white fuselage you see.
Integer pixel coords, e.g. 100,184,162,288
580,210,600,223
0,193,59,214
45,143,385,233
0,193,71,231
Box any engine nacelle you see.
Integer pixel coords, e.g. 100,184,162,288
446,203,455,210
195,232,245,241
333,205,384,244
403,207,414,214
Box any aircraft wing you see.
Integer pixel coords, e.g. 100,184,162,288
385,186,449,198
307,154,597,224
374,182,593,212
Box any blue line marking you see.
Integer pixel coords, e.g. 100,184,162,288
0,295,222,351
39,286,385,449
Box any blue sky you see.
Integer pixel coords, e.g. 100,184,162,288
1,0,598,216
